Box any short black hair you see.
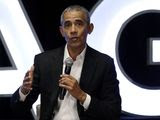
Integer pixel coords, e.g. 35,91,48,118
60,5,90,25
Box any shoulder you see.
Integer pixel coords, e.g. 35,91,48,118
86,46,117,76
35,45,65,59
87,46,114,64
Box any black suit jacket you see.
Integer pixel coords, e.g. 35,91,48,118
11,45,121,120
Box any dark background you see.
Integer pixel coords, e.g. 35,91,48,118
118,11,160,89
21,0,99,51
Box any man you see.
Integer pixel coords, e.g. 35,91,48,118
11,5,121,120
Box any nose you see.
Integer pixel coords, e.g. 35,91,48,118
70,24,77,35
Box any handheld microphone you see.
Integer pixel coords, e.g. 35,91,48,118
59,57,73,100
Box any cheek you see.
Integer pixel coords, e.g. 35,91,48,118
81,31,88,38
62,31,69,38
79,29,87,36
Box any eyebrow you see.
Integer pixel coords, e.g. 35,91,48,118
63,18,87,24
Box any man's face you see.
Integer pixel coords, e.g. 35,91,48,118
60,10,93,50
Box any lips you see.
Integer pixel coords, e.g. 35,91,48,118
70,37,78,41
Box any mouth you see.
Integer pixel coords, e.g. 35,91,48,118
70,37,78,41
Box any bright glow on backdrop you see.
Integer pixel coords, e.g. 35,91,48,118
0,0,42,116
87,0,160,116
1,0,160,117
153,40,160,62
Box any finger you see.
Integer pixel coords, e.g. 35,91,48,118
23,80,32,85
60,74,69,78
24,76,32,82
59,77,71,84
61,74,73,78
24,69,33,79
25,70,30,77
30,65,34,72
29,65,34,76
60,74,76,81
29,66,34,76
22,86,33,91
23,80,32,88
59,83,72,90
59,78,76,90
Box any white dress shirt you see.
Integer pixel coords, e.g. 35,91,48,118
54,45,91,120
19,44,91,120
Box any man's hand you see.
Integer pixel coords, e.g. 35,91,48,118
59,74,86,104
21,66,34,95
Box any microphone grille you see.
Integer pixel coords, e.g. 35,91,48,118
65,57,73,67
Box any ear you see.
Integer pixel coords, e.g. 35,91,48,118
59,26,65,37
88,23,94,34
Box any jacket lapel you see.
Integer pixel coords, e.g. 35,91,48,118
50,45,65,100
77,46,97,116
41,46,65,120
79,46,97,91
50,46,64,85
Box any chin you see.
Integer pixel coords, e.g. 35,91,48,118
68,43,81,48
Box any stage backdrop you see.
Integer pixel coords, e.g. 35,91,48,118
1,0,160,119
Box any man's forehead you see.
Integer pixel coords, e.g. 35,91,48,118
63,11,87,21
63,18,85,23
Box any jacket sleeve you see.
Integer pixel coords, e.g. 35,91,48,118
83,58,121,120
10,55,40,116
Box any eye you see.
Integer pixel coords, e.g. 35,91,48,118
75,20,85,27
64,21,71,28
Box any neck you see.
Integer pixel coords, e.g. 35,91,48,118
67,45,85,60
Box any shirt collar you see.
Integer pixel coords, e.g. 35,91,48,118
63,44,87,62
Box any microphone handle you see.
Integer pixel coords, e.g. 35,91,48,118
59,66,71,100
59,87,66,100
65,65,71,74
